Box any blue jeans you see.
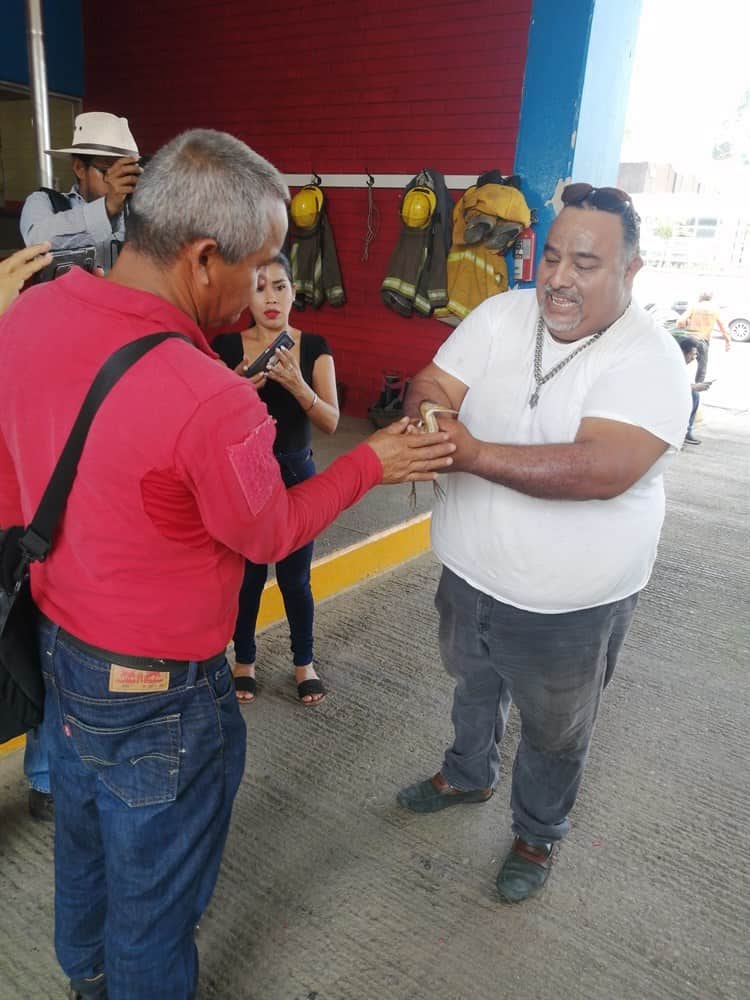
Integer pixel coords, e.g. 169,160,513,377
24,721,51,794
39,618,246,999
436,568,638,846
234,447,316,666
688,389,699,434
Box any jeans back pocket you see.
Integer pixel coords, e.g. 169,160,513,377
64,711,182,807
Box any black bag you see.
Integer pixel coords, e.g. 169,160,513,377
0,527,45,737
0,332,190,743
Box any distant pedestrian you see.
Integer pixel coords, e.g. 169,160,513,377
676,291,731,382
678,335,714,445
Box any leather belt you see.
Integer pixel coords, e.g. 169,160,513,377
42,616,225,673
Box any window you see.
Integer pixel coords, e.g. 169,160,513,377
0,82,80,206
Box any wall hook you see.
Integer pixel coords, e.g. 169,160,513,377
311,171,322,186
365,169,375,187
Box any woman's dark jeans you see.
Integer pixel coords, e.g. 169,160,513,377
233,447,316,666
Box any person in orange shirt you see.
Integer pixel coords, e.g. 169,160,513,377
678,336,714,445
676,291,731,382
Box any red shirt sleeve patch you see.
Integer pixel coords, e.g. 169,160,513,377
226,417,279,515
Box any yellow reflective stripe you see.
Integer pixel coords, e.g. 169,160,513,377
382,276,418,297
445,298,470,317
447,249,499,277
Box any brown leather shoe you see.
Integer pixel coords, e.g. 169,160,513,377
496,836,554,902
397,772,493,813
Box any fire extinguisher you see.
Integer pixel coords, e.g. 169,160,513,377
513,223,536,283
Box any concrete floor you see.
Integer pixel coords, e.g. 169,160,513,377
304,414,436,559
0,405,748,999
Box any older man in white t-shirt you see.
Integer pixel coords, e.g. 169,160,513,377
398,183,691,903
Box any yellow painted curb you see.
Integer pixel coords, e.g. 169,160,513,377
257,512,431,630
0,734,26,759
0,513,432,759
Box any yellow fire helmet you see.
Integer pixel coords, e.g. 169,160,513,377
290,185,324,229
401,186,437,230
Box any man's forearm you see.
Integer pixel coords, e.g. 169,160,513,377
403,376,454,418
468,439,630,501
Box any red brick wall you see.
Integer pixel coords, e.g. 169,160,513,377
83,0,532,415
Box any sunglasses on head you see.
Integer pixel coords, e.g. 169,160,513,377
561,183,635,217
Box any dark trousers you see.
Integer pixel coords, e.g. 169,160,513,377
233,447,316,666
695,338,710,382
436,567,638,846
39,619,246,999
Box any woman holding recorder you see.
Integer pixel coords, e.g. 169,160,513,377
213,253,338,705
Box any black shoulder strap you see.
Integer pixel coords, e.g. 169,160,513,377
39,187,72,214
20,332,191,562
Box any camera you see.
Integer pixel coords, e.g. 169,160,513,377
32,247,97,284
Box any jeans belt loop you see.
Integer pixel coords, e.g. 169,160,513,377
185,661,199,688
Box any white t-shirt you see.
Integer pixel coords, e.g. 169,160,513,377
431,289,691,613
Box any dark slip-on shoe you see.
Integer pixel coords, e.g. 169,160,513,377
397,773,493,813
496,836,554,903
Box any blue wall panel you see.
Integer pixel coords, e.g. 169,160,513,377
573,0,643,185
513,0,642,283
0,1,83,97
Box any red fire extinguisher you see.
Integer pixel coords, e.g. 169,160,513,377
513,223,536,283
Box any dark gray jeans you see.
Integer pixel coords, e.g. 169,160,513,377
436,567,638,847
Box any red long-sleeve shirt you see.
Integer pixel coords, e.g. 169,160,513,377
0,269,381,658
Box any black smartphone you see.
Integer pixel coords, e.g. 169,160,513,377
242,331,294,378
33,247,96,283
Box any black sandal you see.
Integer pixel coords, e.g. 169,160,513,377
233,675,257,701
296,678,326,706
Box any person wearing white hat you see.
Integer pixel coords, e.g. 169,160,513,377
20,111,142,274
18,113,142,825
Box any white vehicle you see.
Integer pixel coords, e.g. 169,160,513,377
725,310,750,343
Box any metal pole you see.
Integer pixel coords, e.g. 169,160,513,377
25,0,53,188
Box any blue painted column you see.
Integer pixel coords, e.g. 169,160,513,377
513,0,642,285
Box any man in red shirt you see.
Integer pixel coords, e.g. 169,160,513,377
0,129,453,1000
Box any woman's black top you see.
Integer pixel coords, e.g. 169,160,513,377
213,331,332,454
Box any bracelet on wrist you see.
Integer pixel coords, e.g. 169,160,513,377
304,391,318,412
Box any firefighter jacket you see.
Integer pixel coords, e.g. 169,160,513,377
435,181,531,326
290,208,345,309
380,169,452,318
381,222,448,318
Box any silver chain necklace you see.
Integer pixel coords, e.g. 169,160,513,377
529,316,607,408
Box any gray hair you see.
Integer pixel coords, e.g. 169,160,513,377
126,129,289,264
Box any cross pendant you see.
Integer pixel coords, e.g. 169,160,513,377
529,390,539,409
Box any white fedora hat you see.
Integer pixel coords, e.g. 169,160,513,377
47,112,139,158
